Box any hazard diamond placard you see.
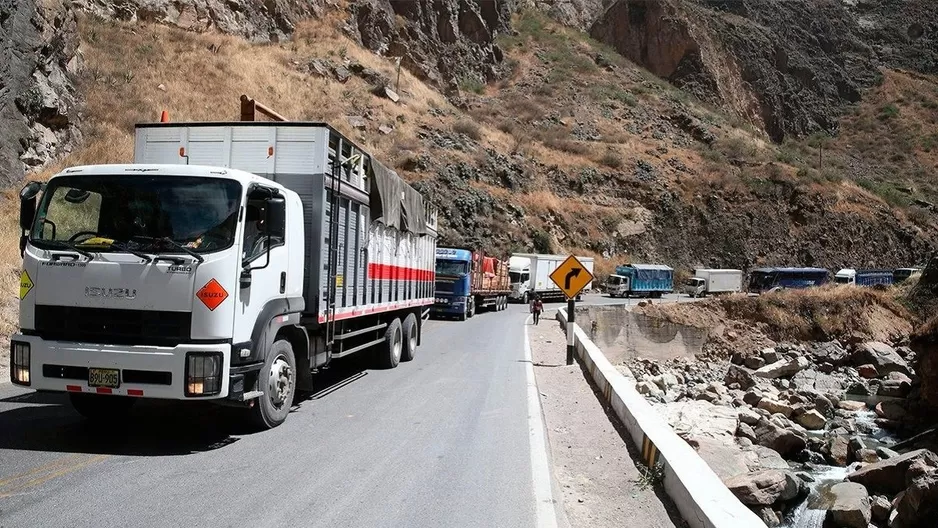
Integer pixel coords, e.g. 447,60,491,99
19,270,33,300
549,255,594,300
197,279,229,311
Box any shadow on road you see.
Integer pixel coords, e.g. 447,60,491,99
0,355,375,457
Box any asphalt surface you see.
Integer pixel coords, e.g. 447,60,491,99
0,305,542,528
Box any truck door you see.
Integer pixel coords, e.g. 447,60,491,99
234,187,289,357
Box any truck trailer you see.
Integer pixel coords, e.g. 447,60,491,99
508,253,595,303
432,247,510,320
747,267,829,293
11,121,438,429
682,269,743,297
606,264,674,298
834,269,894,287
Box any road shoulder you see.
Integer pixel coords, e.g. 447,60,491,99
529,318,685,528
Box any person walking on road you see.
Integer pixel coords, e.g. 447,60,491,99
530,294,544,325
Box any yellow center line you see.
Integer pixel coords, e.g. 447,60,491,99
0,454,110,499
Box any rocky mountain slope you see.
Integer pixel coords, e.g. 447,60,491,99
1,0,936,284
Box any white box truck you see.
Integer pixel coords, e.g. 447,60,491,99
11,119,438,429
508,253,594,303
682,269,743,297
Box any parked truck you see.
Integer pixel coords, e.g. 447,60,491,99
747,267,829,293
834,269,894,287
682,269,743,297
11,119,438,429
508,253,595,303
605,264,674,298
432,247,510,320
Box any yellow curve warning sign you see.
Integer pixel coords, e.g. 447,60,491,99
19,270,34,300
549,255,594,300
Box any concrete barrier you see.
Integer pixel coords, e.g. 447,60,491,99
557,309,767,528
577,305,707,363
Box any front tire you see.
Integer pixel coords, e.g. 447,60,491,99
401,314,418,362
69,393,136,421
522,292,529,305
467,298,476,318
251,339,297,430
378,318,403,369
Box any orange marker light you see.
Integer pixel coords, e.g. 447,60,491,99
179,147,186,157
267,146,274,157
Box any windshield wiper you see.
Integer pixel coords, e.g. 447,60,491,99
131,236,204,264
110,241,153,263
45,240,95,261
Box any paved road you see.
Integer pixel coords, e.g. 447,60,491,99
0,306,541,528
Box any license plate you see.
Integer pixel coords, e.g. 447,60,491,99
88,368,120,388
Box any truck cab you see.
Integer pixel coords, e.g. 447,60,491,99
508,255,531,303
433,248,473,319
834,269,857,285
605,274,630,298
682,277,706,297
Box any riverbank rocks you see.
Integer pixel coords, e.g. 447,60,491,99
847,449,938,495
829,435,851,466
838,400,867,412
725,469,800,505
874,401,907,421
755,357,810,379
657,400,738,441
870,495,891,522
852,342,911,376
758,398,796,417
828,482,871,528
725,364,757,390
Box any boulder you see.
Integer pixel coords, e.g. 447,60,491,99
876,447,900,460
731,352,745,365
753,506,780,527
636,381,663,398
761,348,781,363
745,356,766,369
828,482,871,528
754,418,807,458
852,342,911,376
744,445,791,470
795,409,827,430
856,449,881,464
755,357,810,379
838,400,867,412
657,401,738,441
652,373,679,391
877,379,912,398
758,398,796,418
739,407,761,425
829,435,851,466
725,365,757,390
737,423,758,442
847,449,938,495
870,495,891,522
743,389,763,406
874,401,907,421
857,364,879,379
887,371,913,384
725,469,798,505
890,472,938,528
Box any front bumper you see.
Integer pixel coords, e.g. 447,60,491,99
9,334,232,400
431,296,465,315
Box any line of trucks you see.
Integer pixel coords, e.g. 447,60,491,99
600,265,923,298
8,109,596,430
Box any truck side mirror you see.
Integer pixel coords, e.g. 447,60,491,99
19,181,43,255
265,196,286,238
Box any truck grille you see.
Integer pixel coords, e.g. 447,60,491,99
34,305,192,346
435,280,455,294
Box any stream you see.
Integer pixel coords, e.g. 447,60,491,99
782,410,899,528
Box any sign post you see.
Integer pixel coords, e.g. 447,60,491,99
549,255,594,366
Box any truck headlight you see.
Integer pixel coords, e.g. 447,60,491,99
11,342,30,386
185,352,222,397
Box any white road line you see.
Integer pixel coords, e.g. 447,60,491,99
524,316,558,528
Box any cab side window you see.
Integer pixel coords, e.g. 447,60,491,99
242,190,286,264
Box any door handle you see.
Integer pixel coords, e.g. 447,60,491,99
280,272,286,294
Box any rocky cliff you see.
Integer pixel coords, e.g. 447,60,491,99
590,0,938,142
1,0,81,186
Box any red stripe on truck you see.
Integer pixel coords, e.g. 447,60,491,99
66,385,81,392
368,263,434,282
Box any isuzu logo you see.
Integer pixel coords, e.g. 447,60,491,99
85,287,137,299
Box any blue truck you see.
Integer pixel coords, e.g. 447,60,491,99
433,248,510,320
605,264,674,298
834,269,894,287
747,267,829,293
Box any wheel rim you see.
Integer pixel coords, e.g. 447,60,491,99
393,326,403,361
267,354,294,409
409,327,417,353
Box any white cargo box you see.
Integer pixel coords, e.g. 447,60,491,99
134,123,439,324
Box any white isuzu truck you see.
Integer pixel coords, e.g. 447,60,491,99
11,120,438,429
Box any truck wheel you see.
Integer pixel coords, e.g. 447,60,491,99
401,314,418,362
69,393,136,421
499,296,506,311
459,308,467,321
467,299,475,318
378,318,403,369
251,339,297,429
522,292,529,305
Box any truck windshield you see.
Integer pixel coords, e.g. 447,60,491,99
436,260,468,276
835,276,851,284
30,175,242,254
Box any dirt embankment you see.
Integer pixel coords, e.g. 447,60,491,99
635,286,914,356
